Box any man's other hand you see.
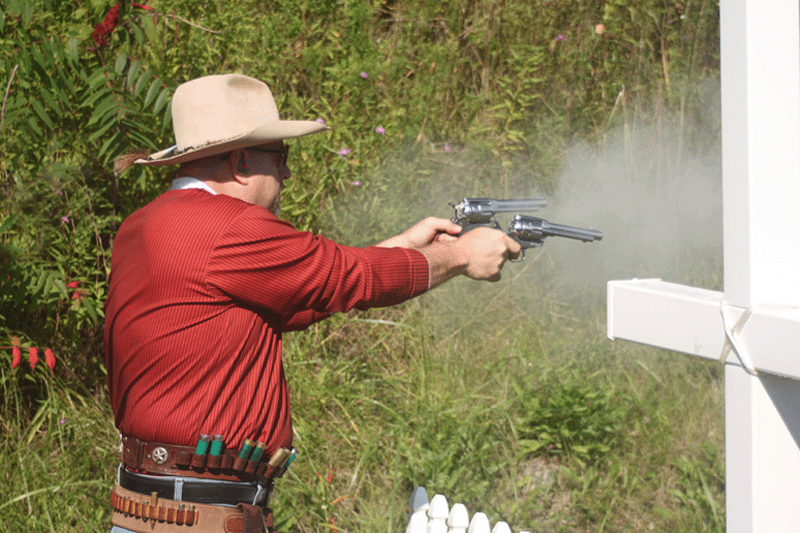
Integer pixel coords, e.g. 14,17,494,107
377,217,462,249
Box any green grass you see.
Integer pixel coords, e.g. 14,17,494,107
273,284,726,533
0,366,117,532
0,279,725,533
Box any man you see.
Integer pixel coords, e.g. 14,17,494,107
104,73,519,533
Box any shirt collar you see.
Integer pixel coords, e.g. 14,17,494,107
171,177,217,195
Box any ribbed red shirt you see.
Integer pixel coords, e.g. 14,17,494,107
104,189,429,454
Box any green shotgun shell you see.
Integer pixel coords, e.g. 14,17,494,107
249,441,267,463
209,435,225,456
237,439,255,459
194,434,211,456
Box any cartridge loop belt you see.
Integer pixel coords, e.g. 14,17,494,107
110,486,199,526
121,434,289,482
111,483,275,533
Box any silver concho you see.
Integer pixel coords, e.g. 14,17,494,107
151,446,169,465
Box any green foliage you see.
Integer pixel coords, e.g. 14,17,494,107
0,363,116,532
667,442,725,531
517,376,629,464
1,0,177,385
276,307,527,532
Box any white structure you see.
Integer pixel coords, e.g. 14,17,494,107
607,1,800,532
404,487,529,533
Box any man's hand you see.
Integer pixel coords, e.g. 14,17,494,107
376,217,462,249
376,217,520,288
448,227,521,282
418,226,521,288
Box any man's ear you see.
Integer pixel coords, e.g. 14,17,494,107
228,149,248,184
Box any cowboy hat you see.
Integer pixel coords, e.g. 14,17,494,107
135,74,329,166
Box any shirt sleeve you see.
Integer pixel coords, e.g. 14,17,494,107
281,309,330,331
206,206,430,316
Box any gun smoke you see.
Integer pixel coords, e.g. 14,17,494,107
327,82,722,323
547,113,723,302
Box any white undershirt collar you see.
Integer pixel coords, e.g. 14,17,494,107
171,177,217,195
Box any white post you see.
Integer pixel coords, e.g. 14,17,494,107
407,487,430,533
607,1,800,531
467,513,490,533
427,494,449,533
447,504,470,533
720,1,800,531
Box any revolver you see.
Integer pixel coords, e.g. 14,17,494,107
449,198,603,257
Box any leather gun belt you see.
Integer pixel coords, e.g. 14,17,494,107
121,435,284,482
119,467,269,507
111,484,274,533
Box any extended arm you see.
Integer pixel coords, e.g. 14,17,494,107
376,217,521,288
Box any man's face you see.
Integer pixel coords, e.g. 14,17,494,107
246,142,291,215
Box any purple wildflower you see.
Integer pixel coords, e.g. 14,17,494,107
375,126,385,135
444,142,451,152
316,118,326,125
60,216,70,224
351,181,363,187
337,148,351,158
555,34,567,42
360,71,369,79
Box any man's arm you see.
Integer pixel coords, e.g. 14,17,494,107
376,217,521,288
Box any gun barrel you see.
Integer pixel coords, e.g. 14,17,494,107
509,215,603,244
452,197,548,223
484,198,548,212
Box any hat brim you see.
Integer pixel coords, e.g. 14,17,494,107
135,120,330,166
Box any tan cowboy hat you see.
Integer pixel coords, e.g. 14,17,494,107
135,74,329,166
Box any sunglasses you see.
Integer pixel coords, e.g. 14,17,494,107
219,146,290,167
248,146,290,167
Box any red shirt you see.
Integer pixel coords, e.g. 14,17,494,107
104,189,429,454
